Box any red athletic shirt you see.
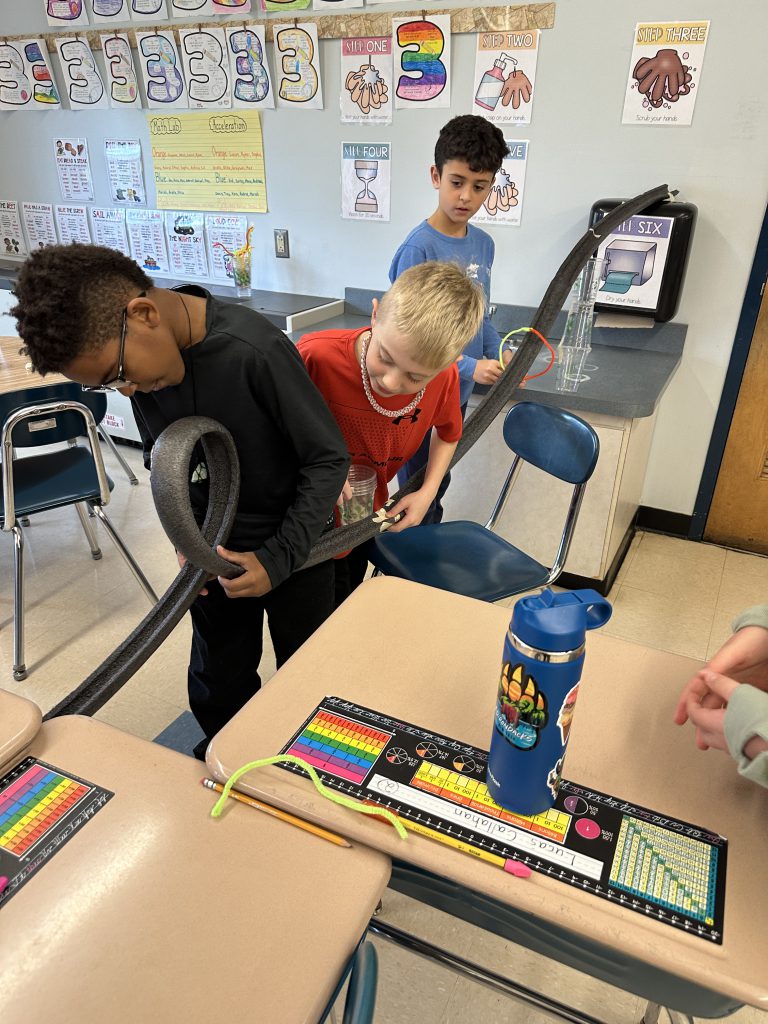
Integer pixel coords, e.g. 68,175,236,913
297,328,462,510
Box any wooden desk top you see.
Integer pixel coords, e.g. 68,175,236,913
208,577,768,1010
0,336,68,395
0,714,389,1024
0,690,41,771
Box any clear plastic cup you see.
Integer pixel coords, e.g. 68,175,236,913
232,249,252,298
340,465,377,525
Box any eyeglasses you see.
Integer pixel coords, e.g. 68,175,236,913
82,291,145,394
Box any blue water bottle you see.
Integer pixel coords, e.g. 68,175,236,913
486,588,612,816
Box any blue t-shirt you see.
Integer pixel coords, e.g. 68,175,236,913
389,220,500,407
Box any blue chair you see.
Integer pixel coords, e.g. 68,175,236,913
322,940,379,1024
0,386,158,681
369,402,600,602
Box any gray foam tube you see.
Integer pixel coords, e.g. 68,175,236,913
44,184,670,720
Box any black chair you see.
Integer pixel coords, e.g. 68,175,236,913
369,402,600,602
0,387,158,680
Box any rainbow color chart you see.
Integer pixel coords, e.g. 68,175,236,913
283,708,392,786
0,763,89,856
0,757,113,907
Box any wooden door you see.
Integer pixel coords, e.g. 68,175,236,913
706,285,768,551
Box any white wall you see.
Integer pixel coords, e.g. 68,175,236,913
1,0,766,515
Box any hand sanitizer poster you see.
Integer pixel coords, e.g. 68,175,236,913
341,142,390,222
473,139,528,227
471,30,539,125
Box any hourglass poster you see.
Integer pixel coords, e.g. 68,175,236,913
340,142,391,222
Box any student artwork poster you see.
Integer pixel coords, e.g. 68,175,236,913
0,40,61,111
22,202,58,250
314,0,361,9
105,139,147,204
473,139,529,228
54,138,94,202
45,0,90,27
226,25,274,110
392,15,451,110
180,27,232,110
622,21,709,126
56,38,108,110
134,30,189,109
55,205,92,245
165,211,209,278
262,0,310,11
274,24,323,110
103,34,142,109
170,0,215,15
212,0,251,10
90,207,131,256
88,0,131,22
341,142,391,223
205,214,248,282
341,37,392,125
472,30,540,125
127,208,169,274
128,0,169,21
0,201,28,259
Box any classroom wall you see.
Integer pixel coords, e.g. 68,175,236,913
0,0,766,517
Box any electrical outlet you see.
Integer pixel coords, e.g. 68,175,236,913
274,228,290,258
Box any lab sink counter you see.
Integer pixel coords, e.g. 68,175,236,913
290,290,687,594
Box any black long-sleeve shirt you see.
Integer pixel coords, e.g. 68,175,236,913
133,286,349,587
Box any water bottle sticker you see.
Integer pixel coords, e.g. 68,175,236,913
547,756,563,801
557,684,580,746
496,661,548,750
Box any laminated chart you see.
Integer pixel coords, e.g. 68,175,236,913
0,757,113,906
279,697,727,942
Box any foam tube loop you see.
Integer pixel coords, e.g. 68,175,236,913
44,184,669,719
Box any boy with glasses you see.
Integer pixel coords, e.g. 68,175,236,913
12,243,349,757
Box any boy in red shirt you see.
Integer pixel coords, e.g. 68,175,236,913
298,261,485,602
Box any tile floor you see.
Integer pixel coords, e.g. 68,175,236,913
1,440,766,1023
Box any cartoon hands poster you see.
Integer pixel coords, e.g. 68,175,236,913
472,30,539,125
623,21,709,125
473,139,528,227
392,15,451,110
341,37,392,125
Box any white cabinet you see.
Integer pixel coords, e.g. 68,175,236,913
443,399,656,585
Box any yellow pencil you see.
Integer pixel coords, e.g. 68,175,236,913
202,778,351,848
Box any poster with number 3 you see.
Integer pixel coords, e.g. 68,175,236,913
392,14,451,109
134,29,188,109
274,23,323,110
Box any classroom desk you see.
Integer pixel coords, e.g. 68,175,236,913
0,697,390,1023
207,577,768,1018
0,335,67,393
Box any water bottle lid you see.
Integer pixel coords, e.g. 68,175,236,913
510,588,612,652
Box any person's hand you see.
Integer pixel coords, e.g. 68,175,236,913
705,625,768,689
176,549,215,597
500,69,532,109
472,358,504,385
633,49,692,108
336,477,353,507
216,546,273,598
674,669,738,751
383,488,435,533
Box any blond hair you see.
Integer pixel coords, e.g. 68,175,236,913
378,261,486,370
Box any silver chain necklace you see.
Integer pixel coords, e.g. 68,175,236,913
359,331,425,419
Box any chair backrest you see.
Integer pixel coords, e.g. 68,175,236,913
0,383,106,448
502,401,599,485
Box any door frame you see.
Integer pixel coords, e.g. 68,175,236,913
690,203,768,540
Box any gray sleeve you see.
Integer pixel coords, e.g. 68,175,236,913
724,684,768,788
732,604,768,632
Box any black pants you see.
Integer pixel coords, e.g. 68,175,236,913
396,402,468,525
188,559,335,740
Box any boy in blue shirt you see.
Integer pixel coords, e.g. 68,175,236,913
389,114,508,523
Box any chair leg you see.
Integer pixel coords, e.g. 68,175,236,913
12,525,26,681
99,428,139,485
75,502,103,559
641,1002,661,1024
90,504,159,605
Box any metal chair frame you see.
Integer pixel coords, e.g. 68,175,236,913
1,399,157,680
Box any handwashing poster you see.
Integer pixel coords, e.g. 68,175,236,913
392,15,451,110
473,139,528,227
341,37,392,125
593,214,674,309
622,21,709,126
471,30,539,125
341,142,390,222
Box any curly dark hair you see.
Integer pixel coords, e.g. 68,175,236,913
434,115,507,176
11,244,152,374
